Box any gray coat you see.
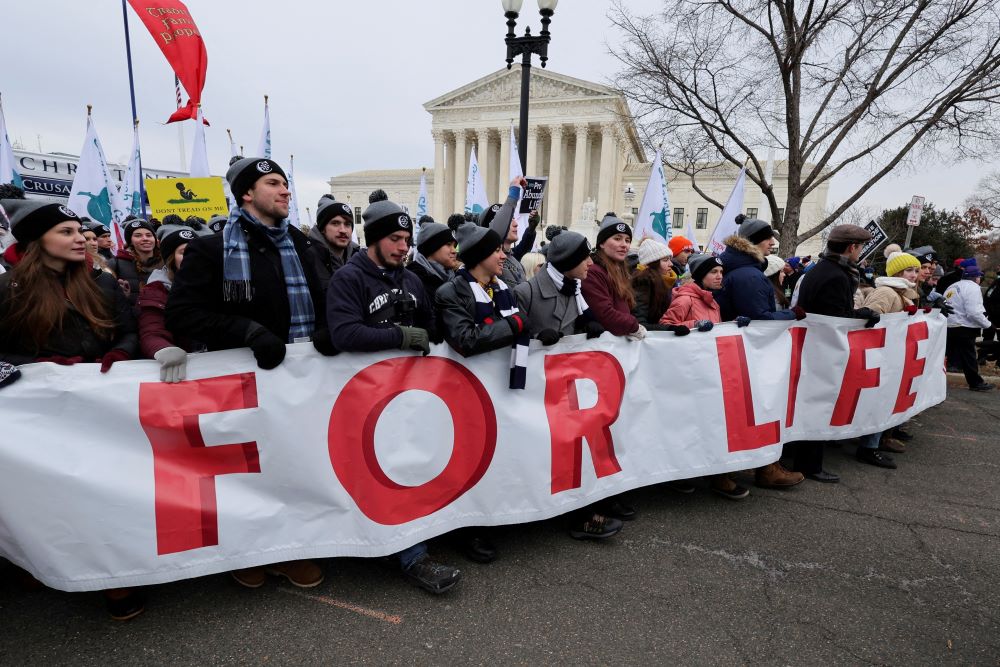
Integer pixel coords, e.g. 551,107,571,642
513,265,582,336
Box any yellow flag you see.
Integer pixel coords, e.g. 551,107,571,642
144,177,228,219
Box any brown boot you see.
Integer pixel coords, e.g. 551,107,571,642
879,436,906,453
755,462,804,489
231,566,267,589
266,560,324,588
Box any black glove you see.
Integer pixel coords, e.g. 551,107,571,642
245,324,287,370
693,319,714,332
667,324,690,336
938,303,955,317
397,326,430,356
792,306,808,321
311,327,339,357
584,320,605,339
736,316,751,328
536,328,563,346
854,307,881,328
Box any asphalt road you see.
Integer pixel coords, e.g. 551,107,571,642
2,374,999,666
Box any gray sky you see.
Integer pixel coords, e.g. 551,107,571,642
2,0,993,221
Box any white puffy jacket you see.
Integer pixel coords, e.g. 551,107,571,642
944,279,991,329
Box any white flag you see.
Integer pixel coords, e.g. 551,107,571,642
633,150,671,244
227,129,239,159
508,124,530,244
706,165,747,256
685,217,697,249
415,169,428,240
67,113,128,253
465,147,489,216
0,97,23,188
121,124,144,218
257,98,271,159
189,107,210,178
287,155,301,229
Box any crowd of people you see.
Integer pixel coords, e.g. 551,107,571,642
0,156,994,621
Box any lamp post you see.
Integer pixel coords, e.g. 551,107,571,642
503,0,558,175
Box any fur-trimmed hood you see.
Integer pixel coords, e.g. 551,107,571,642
723,234,766,265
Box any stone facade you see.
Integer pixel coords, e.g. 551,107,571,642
329,66,830,255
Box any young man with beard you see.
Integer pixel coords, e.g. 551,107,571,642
306,197,360,292
325,196,462,594
167,157,335,590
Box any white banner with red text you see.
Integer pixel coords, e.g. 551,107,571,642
0,312,946,591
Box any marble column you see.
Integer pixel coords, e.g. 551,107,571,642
546,125,564,227
525,127,539,178
432,129,446,221
453,130,468,215
476,128,491,204
597,123,618,218
444,132,456,216
569,123,590,233
498,126,511,195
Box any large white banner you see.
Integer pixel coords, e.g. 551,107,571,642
0,313,946,591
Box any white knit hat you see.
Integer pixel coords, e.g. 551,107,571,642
764,253,785,277
637,239,672,267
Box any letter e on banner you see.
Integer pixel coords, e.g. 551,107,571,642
544,352,625,494
139,373,262,556
893,321,929,414
328,357,496,525
716,336,781,452
831,328,887,426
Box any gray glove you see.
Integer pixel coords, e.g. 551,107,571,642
398,326,430,356
626,324,648,341
153,346,188,383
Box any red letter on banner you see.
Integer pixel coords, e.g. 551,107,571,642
544,352,625,494
831,328,887,426
328,357,496,526
716,336,781,452
893,321,929,414
786,327,807,428
139,373,261,555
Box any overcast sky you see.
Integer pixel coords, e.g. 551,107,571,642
2,0,994,222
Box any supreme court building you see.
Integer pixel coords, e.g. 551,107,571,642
329,66,830,255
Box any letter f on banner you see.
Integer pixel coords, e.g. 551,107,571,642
139,373,262,555
831,329,887,426
544,352,625,494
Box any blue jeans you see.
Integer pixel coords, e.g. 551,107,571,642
397,542,428,570
858,432,882,450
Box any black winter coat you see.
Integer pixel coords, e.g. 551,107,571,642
109,250,162,309
305,225,361,295
165,215,327,351
326,251,434,352
435,276,519,357
795,255,868,318
0,271,138,365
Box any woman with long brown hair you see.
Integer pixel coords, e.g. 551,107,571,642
0,199,142,620
110,218,163,308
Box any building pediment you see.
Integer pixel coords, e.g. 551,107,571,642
424,66,618,111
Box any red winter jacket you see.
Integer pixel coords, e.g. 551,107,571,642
660,281,721,328
580,261,640,336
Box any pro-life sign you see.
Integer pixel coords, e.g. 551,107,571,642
518,177,548,215
858,219,888,262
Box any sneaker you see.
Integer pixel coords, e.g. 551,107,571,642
403,555,461,594
970,383,994,392
666,479,697,494
266,560,324,588
461,534,497,564
569,513,624,540
879,437,906,454
856,447,897,469
0,362,20,389
709,475,750,500
105,589,146,621
231,566,267,588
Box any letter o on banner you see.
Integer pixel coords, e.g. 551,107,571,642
328,357,497,525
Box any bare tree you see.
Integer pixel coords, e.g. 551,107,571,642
966,169,1000,224
610,0,1000,255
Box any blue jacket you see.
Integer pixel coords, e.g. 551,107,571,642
716,235,796,321
326,250,434,352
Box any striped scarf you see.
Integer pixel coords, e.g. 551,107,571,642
459,268,530,390
223,208,315,342
545,263,594,324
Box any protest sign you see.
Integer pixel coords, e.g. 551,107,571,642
518,177,548,215
858,219,888,262
145,176,228,219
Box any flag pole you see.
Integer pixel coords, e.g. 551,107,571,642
121,1,146,216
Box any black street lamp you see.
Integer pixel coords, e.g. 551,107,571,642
503,0,558,175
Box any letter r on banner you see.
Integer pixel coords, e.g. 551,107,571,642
544,352,625,494
329,357,497,525
831,328,887,426
139,373,261,556
716,336,781,452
